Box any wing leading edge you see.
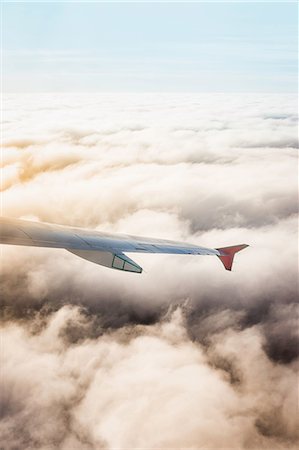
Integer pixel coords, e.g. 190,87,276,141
0,217,248,273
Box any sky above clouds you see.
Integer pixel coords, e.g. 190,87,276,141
2,1,298,92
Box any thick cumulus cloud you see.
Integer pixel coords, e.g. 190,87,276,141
1,93,298,449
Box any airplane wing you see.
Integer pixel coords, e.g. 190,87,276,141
0,217,248,273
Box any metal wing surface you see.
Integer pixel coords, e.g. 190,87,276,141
0,217,248,273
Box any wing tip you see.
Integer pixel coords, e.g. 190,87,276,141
216,244,249,271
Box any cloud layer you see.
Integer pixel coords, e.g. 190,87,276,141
1,93,298,449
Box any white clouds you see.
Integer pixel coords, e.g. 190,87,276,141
1,93,298,448
2,94,297,230
2,307,298,449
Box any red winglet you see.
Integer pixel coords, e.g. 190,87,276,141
216,244,249,271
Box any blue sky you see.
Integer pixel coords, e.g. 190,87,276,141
2,1,298,92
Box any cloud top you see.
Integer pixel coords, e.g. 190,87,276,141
1,93,298,449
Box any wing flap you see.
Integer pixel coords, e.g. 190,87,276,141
66,249,142,273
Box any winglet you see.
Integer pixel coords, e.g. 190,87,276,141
216,244,249,271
